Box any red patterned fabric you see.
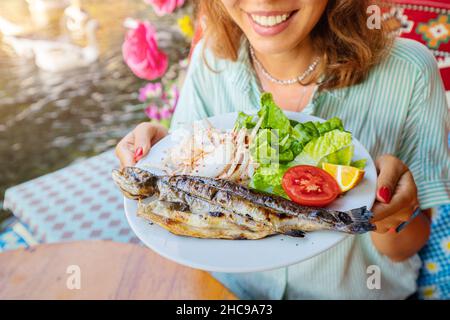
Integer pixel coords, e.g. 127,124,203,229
382,0,450,90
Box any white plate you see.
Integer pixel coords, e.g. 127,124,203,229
124,112,377,273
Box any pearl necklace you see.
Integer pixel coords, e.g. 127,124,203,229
250,46,320,86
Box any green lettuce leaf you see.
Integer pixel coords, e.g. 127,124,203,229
258,93,291,136
351,159,367,170
291,117,345,156
234,111,256,130
293,122,318,144
291,129,352,166
314,117,344,135
320,145,354,166
249,165,288,198
279,150,294,163
250,126,298,165
250,129,278,164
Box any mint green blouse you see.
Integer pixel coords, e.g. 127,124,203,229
170,38,450,299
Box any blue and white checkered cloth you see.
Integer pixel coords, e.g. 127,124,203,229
0,219,38,252
418,205,450,299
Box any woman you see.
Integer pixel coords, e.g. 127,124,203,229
116,0,449,299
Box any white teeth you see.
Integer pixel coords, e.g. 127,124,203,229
251,13,290,27
261,16,268,25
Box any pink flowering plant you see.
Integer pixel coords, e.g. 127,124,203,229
137,81,180,128
123,1,192,127
145,0,186,16
122,21,168,80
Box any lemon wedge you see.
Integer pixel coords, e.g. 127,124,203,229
322,163,365,192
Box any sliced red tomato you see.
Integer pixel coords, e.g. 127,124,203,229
282,165,340,207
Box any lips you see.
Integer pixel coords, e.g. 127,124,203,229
246,10,298,36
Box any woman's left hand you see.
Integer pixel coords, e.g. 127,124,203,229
371,155,419,233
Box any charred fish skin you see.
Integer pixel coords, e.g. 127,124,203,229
155,181,300,236
113,167,376,235
138,200,275,240
160,177,313,234
157,182,268,231
164,175,375,234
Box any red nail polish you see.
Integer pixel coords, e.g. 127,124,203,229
134,147,143,161
378,186,391,203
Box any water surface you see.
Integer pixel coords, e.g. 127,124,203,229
0,0,190,223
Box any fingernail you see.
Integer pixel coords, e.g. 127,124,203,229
134,147,143,162
388,227,397,234
378,186,391,203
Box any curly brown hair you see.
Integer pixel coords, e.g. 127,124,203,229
197,0,392,90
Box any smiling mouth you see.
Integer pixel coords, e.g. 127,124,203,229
249,10,297,28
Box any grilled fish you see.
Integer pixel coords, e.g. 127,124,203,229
112,167,375,239
137,199,274,239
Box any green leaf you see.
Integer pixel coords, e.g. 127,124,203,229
290,140,304,157
258,93,291,135
320,145,354,166
250,129,278,164
290,118,345,156
289,119,300,127
303,122,320,137
249,165,288,198
279,150,294,163
234,111,256,130
292,123,317,145
279,134,292,153
314,117,344,135
351,159,367,170
291,130,352,166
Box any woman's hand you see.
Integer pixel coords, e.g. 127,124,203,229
371,155,419,233
115,122,168,168
370,155,430,262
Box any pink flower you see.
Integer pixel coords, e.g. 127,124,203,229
145,104,161,120
122,21,168,80
144,0,185,16
168,84,180,110
138,82,163,101
160,107,174,119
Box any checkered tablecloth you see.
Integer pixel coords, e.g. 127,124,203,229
3,150,139,244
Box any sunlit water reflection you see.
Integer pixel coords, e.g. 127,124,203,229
0,0,190,218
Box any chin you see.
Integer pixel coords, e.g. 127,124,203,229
246,35,303,56
240,16,309,55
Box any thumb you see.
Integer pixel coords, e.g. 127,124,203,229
115,130,137,169
133,122,156,161
375,155,408,204
133,123,169,162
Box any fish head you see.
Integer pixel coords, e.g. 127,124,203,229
111,167,159,200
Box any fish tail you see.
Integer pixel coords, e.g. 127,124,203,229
308,206,375,234
341,206,376,234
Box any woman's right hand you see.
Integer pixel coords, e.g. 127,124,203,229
115,122,168,168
